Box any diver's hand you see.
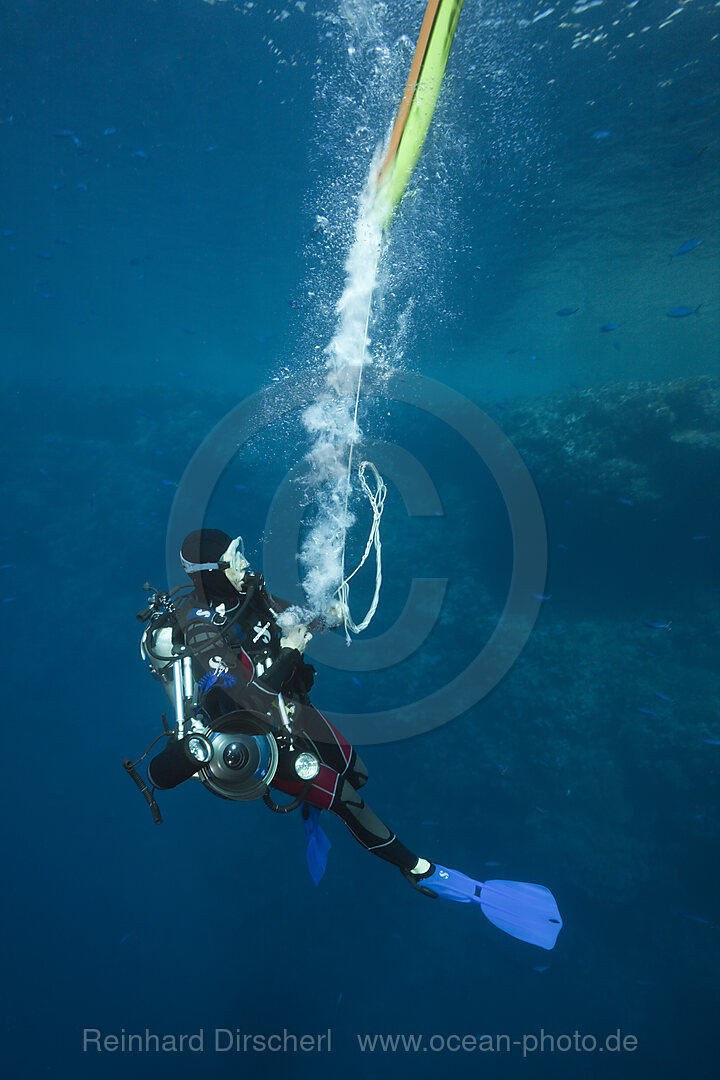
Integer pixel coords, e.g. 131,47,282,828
280,625,312,653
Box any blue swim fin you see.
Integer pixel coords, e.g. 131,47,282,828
407,864,563,950
302,805,331,886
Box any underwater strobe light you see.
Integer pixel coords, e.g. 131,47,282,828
294,752,320,781
187,736,212,763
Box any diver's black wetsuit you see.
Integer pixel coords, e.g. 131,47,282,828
175,575,419,872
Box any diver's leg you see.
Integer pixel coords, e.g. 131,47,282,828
329,779,419,872
290,703,368,788
292,703,353,775
346,749,368,790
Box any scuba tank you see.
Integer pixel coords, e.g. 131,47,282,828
141,619,196,727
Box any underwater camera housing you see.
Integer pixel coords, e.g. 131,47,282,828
148,712,279,802
125,708,320,822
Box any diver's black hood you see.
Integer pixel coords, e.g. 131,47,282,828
181,528,238,603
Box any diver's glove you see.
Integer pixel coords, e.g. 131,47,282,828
279,625,312,653
325,599,345,628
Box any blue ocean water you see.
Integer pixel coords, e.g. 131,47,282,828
1,1,718,1077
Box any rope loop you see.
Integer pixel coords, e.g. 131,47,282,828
336,461,386,644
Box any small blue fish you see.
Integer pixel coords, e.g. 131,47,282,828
507,347,520,354
679,912,713,925
670,239,702,258
637,706,659,717
654,691,673,702
667,305,701,317
533,592,552,600
618,497,633,506
132,149,149,160
54,237,72,245
643,650,657,658
0,564,15,570
672,147,707,166
556,307,579,316
161,480,177,487
36,250,53,260
592,130,614,140
645,620,671,630
692,535,707,541
351,676,361,686
103,127,117,136
702,738,720,746
600,322,621,332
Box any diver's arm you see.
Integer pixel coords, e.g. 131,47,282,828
263,581,342,633
183,598,305,695
256,647,303,694
266,592,325,633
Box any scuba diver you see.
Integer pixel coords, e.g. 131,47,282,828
126,528,563,950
